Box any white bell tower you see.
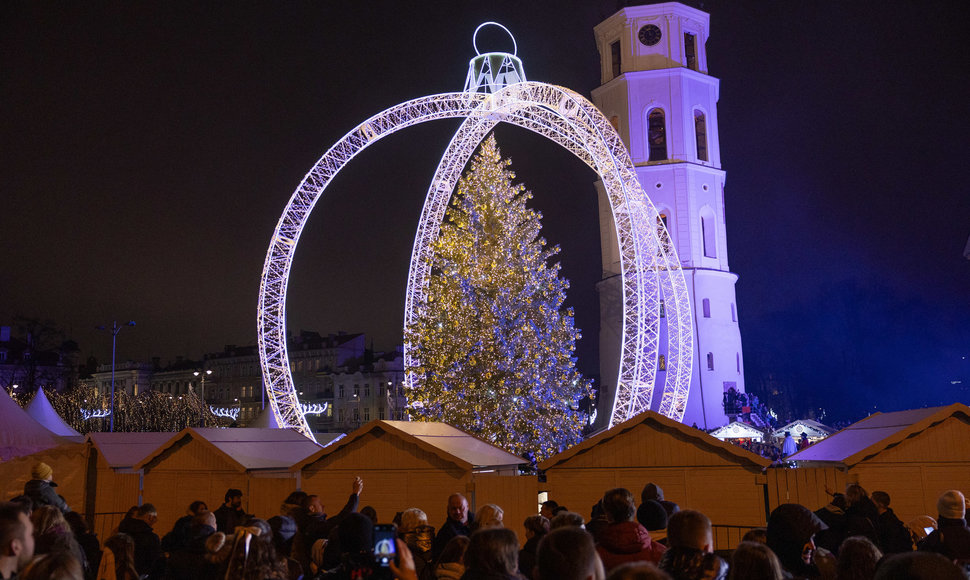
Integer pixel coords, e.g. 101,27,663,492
592,2,744,429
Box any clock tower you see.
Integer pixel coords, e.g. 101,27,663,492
592,2,744,429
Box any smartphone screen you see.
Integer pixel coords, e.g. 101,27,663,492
373,524,397,567
923,526,934,536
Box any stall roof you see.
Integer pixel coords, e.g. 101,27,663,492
86,432,176,469
539,410,772,471
772,419,834,440
710,421,765,441
25,387,81,437
788,404,970,466
134,427,321,472
293,420,527,472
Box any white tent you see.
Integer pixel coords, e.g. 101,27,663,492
26,387,81,437
772,419,833,442
249,406,281,428
0,387,67,461
710,421,765,442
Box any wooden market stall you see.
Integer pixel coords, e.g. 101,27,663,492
292,420,535,539
787,403,970,524
539,410,771,550
133,427,321,535
772,419,834,445
710,421,766,443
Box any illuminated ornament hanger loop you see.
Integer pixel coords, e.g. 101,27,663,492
464,21,526,94
257,24,693,441
472,21,517,56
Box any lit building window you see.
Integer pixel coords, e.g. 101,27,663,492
694,110,707,161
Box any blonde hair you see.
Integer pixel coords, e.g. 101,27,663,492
475,504,504,529
31,505,68,536
400,508,428,534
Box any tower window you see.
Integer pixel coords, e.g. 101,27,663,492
702,298,711,318
685,33,697,70
659,300,666,319
658,354,666,371
707,352,714,370
694,110,708,161
647,109,667,161
700,207,717,258
731,303,737,322
611,41,621,79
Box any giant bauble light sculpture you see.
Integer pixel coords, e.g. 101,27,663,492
257,23,693,440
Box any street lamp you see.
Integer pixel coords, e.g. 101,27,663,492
96,320,136,432
193,368,212,427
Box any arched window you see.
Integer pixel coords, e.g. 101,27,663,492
659,354,666,371
706,352,714,370
647,109,667,161
700,207,717,258
694,110,708,161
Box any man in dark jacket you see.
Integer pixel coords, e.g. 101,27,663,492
22,462,69,512
213,488,247,534
118,503,163,578
595,488,666,573
165,511,217,580
658,510,727,580
433,493,475,559
767,503,836,579
641,483,679,518
871,491,914,554
918,490,970,563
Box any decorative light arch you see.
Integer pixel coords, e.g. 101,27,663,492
257,84,692,440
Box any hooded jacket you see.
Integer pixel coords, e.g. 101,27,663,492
767,504,827,579
595,521,666,571
23,478,69,512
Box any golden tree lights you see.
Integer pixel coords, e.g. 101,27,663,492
406,135,593,461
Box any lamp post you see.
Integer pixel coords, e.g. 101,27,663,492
193,368,212,427
97,320,136,432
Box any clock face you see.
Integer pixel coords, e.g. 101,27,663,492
638,24,662,47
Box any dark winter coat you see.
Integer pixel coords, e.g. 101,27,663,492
595,521,666,572
876,508,914,554
517,534,542,580
918,516,970,562
658,546,728,580
766,504,827,579
433,514,475,560
164,523,217,580
23,478,69,512
118,516,163,578
213,504,248,535
812,504,847,555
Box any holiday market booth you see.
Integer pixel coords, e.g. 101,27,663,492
539,410,772,550
133,427,321,535
710,421,765,443
292,420,535,539
787,403,970,524
772,419,834,445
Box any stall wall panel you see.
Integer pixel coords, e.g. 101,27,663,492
851,464,970,524
864,416,970,465
248,476,299,521
472,474,538,541
766,468,844,513
683,470,765,527
307,431,465,478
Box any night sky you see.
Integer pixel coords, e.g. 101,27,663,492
2,1,967,422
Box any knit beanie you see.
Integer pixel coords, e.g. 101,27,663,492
937,490,966,519
31,462,53,480
637,500,668,531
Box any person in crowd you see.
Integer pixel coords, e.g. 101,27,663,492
797,433,810,451
360,506,378,525
214,489,248,534
636,501,669,546
472,504,504,532
904,515,936,548
605,562,671,580
657,510,727,580
534,526,604,580
433,493,474,559
434,535,470,580
220,519,288,580
766,503,835,579
23,462,69,513
31,505,85,568
160,500,208,554
587,502,608,541
640,485,678,519
595,488,666,572
7,497,33,518
813,493,847,555
551,512,586,530
461,527,521,580
19,550,83,580
781,432,797,456
869,491,913,554
874,551,967,580
165,511,218,580
399,508,435,580
741,528,767,544
117,503,162,578
0,501,35,580
63,511,101,580
917,489,970,562
539,502,558,521
268,515,302,580
518,515,549,580
843,484,879,543
98,533,139,580
315,512,376,579
835,536,881,580
728,541,783,580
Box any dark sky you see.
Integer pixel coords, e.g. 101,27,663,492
2,1,967,420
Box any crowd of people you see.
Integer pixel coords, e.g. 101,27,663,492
2,461,969,579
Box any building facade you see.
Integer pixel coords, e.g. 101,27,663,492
592,2,744,429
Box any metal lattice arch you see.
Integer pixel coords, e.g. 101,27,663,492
258,82,693,440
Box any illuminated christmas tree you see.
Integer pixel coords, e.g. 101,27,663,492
406,134,593,460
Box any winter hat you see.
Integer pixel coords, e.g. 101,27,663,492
641,483,664,503
338,512,374,554
637,500,668,531
937,490,966,519
269,515,297,541
31,462,53,480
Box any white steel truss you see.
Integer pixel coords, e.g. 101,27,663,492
258,83,692,439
